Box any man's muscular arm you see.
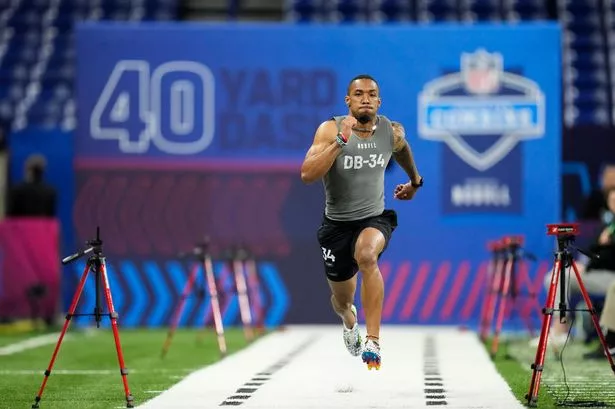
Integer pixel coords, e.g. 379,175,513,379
300,120,342,184
391,121,421,184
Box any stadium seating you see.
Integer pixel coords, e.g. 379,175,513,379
1,0,614,128
558,0,609,125
0,0,177,131
284,0,615,127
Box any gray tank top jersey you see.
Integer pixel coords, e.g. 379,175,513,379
323,115,394,221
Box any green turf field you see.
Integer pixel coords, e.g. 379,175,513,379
505,338,615,408
488,336,615,409
0,327,251,409
2,327,613,409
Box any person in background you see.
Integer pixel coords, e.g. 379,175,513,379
581,164,615,224
0,120,8,218
6,154,56,218
584,279,615,359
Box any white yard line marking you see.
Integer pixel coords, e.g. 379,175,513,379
437,328,525,408
0,333,62,356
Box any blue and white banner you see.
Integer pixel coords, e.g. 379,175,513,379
418,49,546,214
75,22,561,327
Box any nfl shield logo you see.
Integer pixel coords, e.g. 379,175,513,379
417,48,544,171
462,49,502,94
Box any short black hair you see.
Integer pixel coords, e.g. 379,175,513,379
347,74,379,95
26,154,46,173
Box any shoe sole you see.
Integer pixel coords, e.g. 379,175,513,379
362,351,381,370
344,305,361,357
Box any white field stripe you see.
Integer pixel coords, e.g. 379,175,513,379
0,333,62,356
437,327,525,408
136,325,525,409
137,325,321,409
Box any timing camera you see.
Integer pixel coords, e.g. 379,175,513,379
546,223,579,237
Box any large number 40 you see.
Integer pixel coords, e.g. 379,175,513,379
90,60,215,154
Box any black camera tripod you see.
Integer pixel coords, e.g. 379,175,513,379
32,227,134,408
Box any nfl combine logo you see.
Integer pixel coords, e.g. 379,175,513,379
418,48,545,172
417,49,546,213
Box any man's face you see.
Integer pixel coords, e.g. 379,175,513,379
602,166,615,190
608,190,615,213
345,79,381,123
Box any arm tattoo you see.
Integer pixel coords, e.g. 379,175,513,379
391,121,420,183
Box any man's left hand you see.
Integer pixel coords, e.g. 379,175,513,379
394,182,418,200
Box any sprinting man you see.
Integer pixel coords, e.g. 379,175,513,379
300,74,423,370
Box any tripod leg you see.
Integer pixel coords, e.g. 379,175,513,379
570,261,615,373
245,258,264,333
518,261,537,338
526,258,561,406
491,256,513,357
482,258,503,342
232,259,254,342
100,258,134,408
161,262,198,358
529,265,549,337
204,255,227,356
479,256,497,341
32,262,91,408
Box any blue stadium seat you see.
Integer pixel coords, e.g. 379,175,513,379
286,0,324,22
57,0,90,18
569,32,602,52
565,0,595,16
557,0,607,126
574,88,608,106
52,15,75,33
27,90,66,125
574,109,609,125
567,15,601,37
0,86,11,101
569,50,605,71
0,99,14,120
0,0,179,129
52,34,73,54
7,14,44,32
418,0,459,22
8,78,29,95
462,0,501,21
376,0,413,22
570,69,607,90
100,2,132,16
328,0,370,23
506,0,546,20
18,0,52,11
0,66,28,84
3,42,39,67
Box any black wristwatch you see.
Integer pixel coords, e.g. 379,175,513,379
411,176,423,188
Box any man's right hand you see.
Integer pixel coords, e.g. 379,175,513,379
340,116,357,143
599,227,612,245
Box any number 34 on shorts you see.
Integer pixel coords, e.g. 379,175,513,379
321,247,336,263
